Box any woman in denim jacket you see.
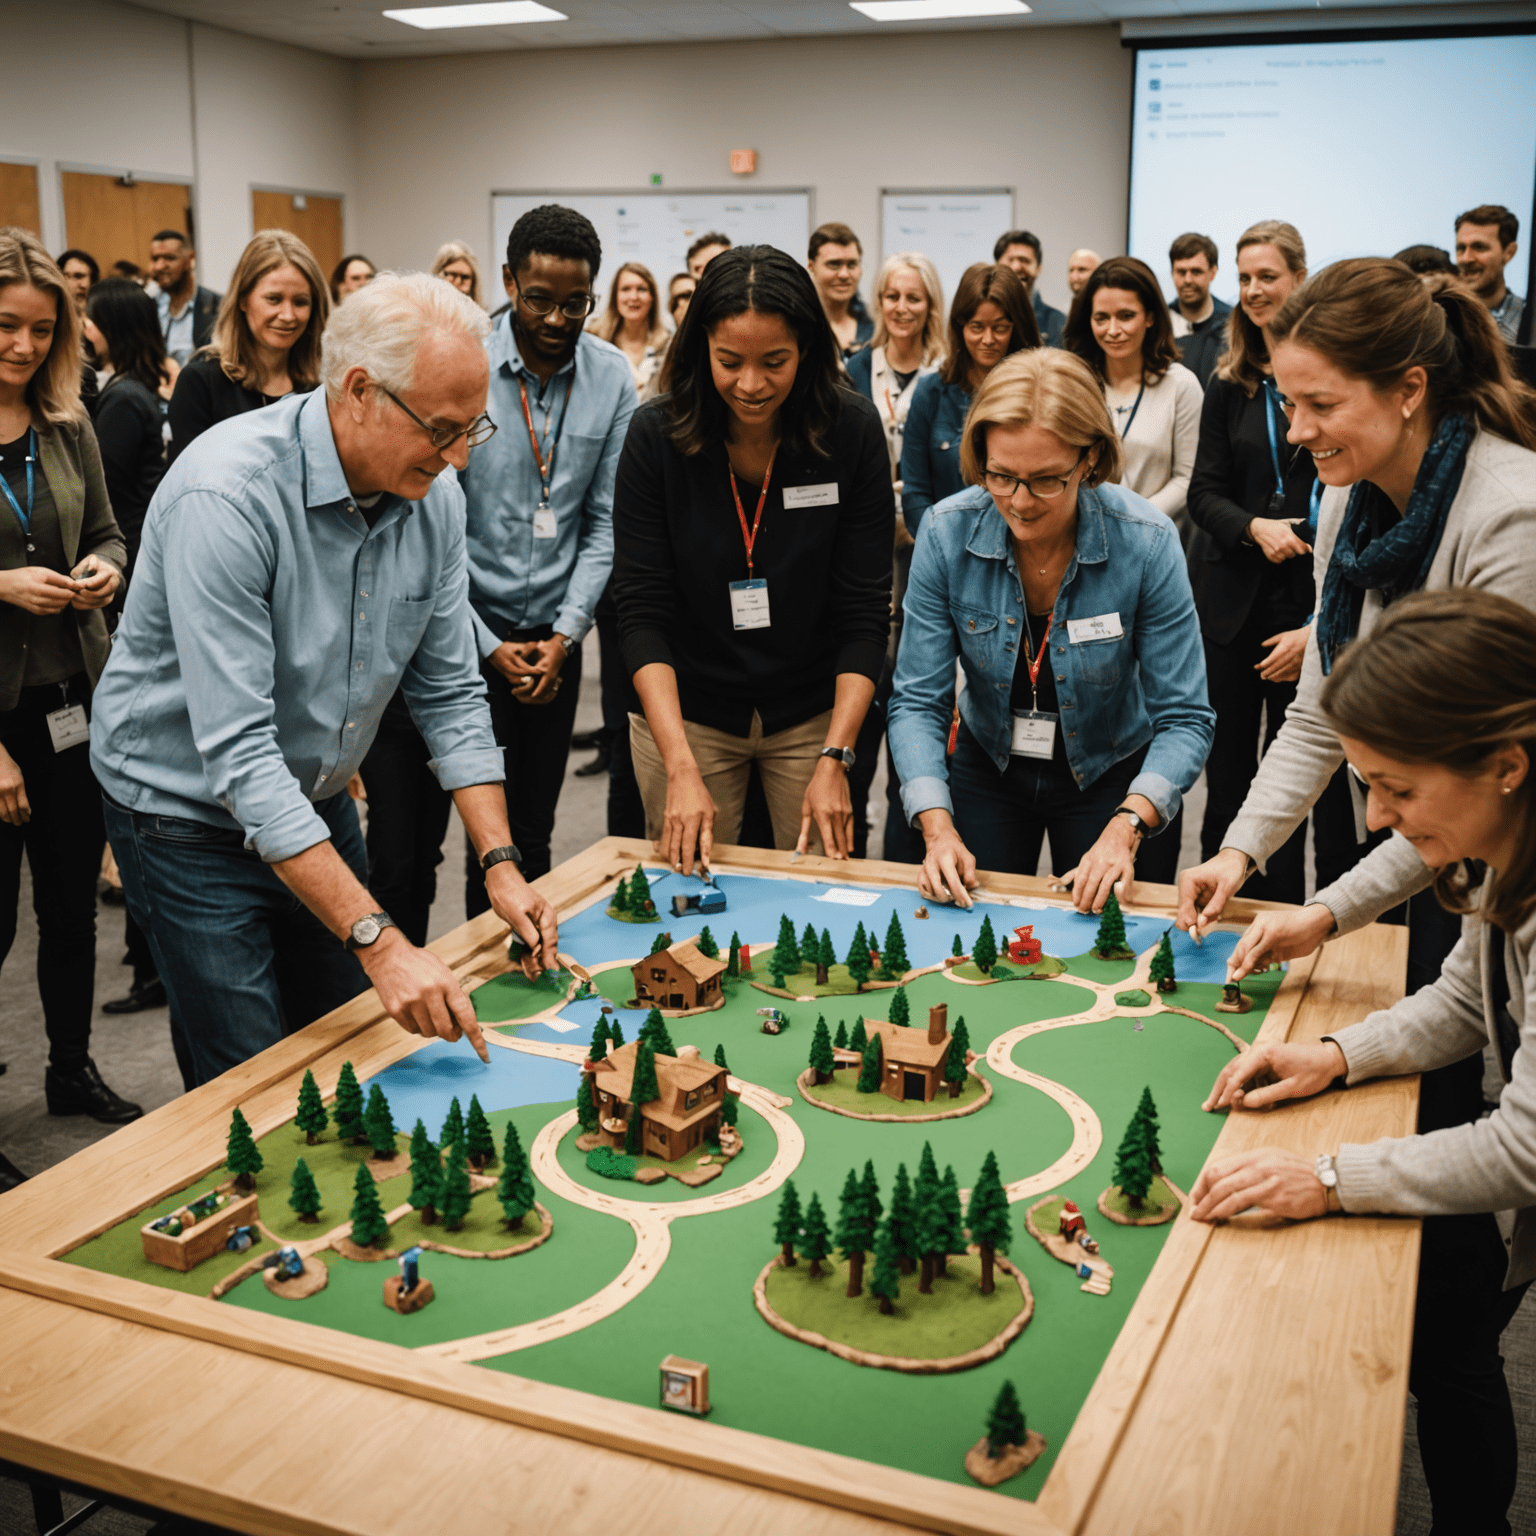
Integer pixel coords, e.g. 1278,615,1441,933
888,349,1214,913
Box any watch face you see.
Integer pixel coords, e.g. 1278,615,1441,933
353,916,381,946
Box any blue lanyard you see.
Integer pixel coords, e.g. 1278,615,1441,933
0,430,35,536
1262,381,1322,530
1114,382,1146,441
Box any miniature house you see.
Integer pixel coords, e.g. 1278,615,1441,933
1059,1200,1086,1241
659,1354,710,1416
631,935,727,1012
583,1041,729,1161
861,1003,953,1104
1007,925,1042,965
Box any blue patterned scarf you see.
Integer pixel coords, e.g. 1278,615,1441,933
1316,414,1474,674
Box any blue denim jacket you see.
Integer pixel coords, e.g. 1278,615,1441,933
898,373,970,537
888,482,1214,831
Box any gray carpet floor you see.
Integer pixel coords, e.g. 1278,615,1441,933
1,636,1530,1533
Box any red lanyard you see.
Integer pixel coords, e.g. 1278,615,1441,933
728,444,777,579
518,373,574,503
1022,612,1053,696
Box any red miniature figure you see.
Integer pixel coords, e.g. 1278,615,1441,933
1006,925,1042,965
1058,1200,1086,1242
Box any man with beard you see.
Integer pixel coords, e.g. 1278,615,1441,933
1455,203,1525,344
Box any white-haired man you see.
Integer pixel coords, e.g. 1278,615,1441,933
92,272,557,1089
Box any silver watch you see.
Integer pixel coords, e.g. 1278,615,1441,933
1315,1153,1341,1212
345,912,398,952
820,746,856,770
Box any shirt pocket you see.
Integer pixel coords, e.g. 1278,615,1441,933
1072,635,1124,687
385,595,435,671
552,430,605,493
951,603,1000,673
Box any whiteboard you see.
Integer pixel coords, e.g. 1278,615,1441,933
879,189,1014,316
490,189,813,314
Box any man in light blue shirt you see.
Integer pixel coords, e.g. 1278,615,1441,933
93,273,558,1088
148,230,219,364
456,204,635,905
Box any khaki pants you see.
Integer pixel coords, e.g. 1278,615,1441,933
629,709,834,854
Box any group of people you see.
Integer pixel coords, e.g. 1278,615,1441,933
2,189,1536,1531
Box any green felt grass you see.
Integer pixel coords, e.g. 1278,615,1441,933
390,1196,541,1254
802,1069,988,1117
1101,1174,1180,1218
473,967,574,1023
1063,952,1137,984
951,955,1066,983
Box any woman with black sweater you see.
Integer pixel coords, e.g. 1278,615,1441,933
612,245,893,874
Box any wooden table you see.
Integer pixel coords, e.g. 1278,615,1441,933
0,839,1417,1536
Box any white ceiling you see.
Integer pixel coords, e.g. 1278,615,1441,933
127,0,1527,58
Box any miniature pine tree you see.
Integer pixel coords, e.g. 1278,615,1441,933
770,959,787,990
835,1165,878,1297
630,864,652,913
809,1017,835,1083
945,1016,971,1097
714,1042,729,1072
985,1382,1026,1457
849,1015,868,1053
295,1068,329,1145
815,928,834,986
639,1006,676,1058
860,1159,883,1228
834,1019,848,1050
608,1018,625,1048
576,1074,599,1134
952,933,965,958
1149,931,1177,992
588,1017,610,1062
967,1151,1012,1294
727,932,741,976
855,1029,884,1093
465,1095,496,1169
719,1086,739,1128
697,925,720,960
775,914,798,970
917,1139,940,1195
407,1120,441,1222
440,1096,465,1152
225,1107,263,1191
799,1192,833,1277
936,1166,967,1277
844,921,871,989
913,1180,947,1295
626,1041,660,1155
890,986,911,1028
1095,890,1129,957
1136,1086,1164,1175
801,921,820,970
880,912,909,979
612,874,630,913
774,1180,802,1266
649,930,672,955
349,1163,391,1248
889,1163,918,1274
333,1061,366,1144
495,1119,535,1229
438,1142,473,1231
1113,1111,1155,1208
289,1156,322,1223
364,1084,397,1160
973,915,998,975
869,1217,901,1315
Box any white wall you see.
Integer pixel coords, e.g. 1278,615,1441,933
352,26,1132,316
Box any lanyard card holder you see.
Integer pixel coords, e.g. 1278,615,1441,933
728,578,771,631
1010,710,1057,759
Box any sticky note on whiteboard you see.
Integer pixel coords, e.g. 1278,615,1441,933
814,887,884,907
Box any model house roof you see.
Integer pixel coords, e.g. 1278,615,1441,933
666,936,728,984
861,1017,951,1070
586,1040,726,1132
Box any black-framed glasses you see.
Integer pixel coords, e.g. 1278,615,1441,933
383,388,497,450
981,450,1086,501
516,285,597,320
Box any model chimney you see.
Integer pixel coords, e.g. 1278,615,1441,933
928,1002,948,1045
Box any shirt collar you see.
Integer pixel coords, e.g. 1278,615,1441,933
493,310,579,384
299,387,364,511
963,482,1109,565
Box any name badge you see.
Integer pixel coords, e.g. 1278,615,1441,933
46,704,90,753
532,505,557,539
782,483,839,509
1067,612,1124,643
1010,711,1057,759
728,578,771,630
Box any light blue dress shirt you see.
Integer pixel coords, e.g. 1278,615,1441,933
459,318,635,656
155,288,196,364
91,389,503,863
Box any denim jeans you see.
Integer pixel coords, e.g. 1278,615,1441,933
104,790,369,1089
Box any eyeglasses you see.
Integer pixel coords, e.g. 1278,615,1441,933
516,286,597,320
982,451,1086,501
383,388,497,450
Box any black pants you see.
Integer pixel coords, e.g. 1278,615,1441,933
1412,1210,1532,1535
465,621,583,912
361,691,453,948
0,676,101,1071
595,588,644,840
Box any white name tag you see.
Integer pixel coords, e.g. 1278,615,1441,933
782,482,839,509
728,578,771,630
46,704,90,753
1010,711,1057,759
1067,612,1124,643
532,505,557,539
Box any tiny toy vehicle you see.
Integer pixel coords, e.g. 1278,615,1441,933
670,876,727,917
756,1006,787,1035
265,1245,304,1280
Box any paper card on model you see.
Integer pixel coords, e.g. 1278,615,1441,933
1067,613,1125,643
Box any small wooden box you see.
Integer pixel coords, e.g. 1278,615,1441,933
140,1192,259,1272
659,1354,710,1416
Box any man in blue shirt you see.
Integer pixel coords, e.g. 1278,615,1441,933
995,230,1066,348
92,273,558,1088
148,230,219,365
1167,232,1232,389
458,204,636,907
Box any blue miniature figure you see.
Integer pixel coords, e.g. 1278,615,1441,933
276,1245,303,1280
226,1225,255,1253
398,1245,422,1295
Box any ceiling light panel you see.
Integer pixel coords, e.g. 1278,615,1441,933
850,0,1029,19
383,1,567,28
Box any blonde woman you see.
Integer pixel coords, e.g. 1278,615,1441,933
587,261,668,395
0,228,140,1126
168,230,328,461
431,241,483,307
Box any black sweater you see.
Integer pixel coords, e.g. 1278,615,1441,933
167,354,282,463
92,375,165,567
612,390,894,736
1186,374,1317,647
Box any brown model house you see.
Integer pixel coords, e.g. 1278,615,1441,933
584,1041,729,1161
631,936,727,1012
863,1003,954,1104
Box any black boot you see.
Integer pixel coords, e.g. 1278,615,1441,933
574,745,612,778
0,1146,26,1195
103,977,167,1014
570,728,603,751
45,1058,143,1123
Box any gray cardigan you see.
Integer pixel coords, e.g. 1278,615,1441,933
1333,899,1536,1288
1222,428,1536,933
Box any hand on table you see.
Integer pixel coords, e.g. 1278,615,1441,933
1227,903,1337,981
915,811,978,908
0,566,81,615
1175,846,1252,941
1190,1147,1328,1224
657,761,715,878
357,927,489,1062
486,861,560,981
68,556,120,610
491,637,566,706
0,746,28,825
1202,1039,1347,1114
1247,517,1312,565
1255,625,1310,684
796,757,853,860
1055,816,1139,915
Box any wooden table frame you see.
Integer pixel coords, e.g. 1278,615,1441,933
0,839,1417,1536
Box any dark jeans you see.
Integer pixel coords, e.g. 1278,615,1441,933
361,691,452,947
105,790,369,1089
465,621,583,912
1412,1210,1533,1535
0,675,100,1071
595,588,644,840
949,724,1182,883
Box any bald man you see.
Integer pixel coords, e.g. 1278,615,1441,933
1067,249,1101,296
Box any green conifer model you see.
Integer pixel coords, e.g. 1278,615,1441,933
936,1167,967,1277
364,1084,397,1160
407,1120,441,1223
588,1017,610,1062
495,1119,536,1229
860,1159,883,1227
809,1017,835,1083
464,1095,496,1169
438,1142,473,1231
639,1007,676,1058
880,912,910,979
913,1142,942,1292
889,1163,918,1274
225,1107,263,1191
727,932,741,976
333,1061,366,1144
349,1163,391,1248
869,1218,901,1315
855,1029,884,1093
945,1016,970,1097
575,1074,598,1134
799,1192,833,1277
714,1042,729,1071
608,1019,624,1048
1136,1086,1164,1174
630,864,652,914
773,1180,802,1266
834,1019,849,1050
626,1041,660,1155
1113,1109,1155,1208
849,1016,868,1053
295,1068,329,1145
952,933,965,958
649,930,671,955
611,874,630,914
800,921,820,969
890,986,910,1028
1094,890,1132,958
967,1151,1012,1294
719,1086,739,1129
770,958,787,989
777,914,800,969
288,1157,322,1223
697,925,720,960
440,1096,465,1152
844,921,872,989
834,1167,867,1295
816,928,835,986
973,915,999,976
985,1381,1026,1457
1149,930,1177,992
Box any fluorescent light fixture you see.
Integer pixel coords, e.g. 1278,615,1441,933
383,2,567,29
850,0,1029,19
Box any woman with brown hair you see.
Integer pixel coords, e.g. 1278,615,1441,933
1191,588,1536,1536
0,228,139,1127
887,349,1213,911
899,262,1039,536
168,229,329,461
1064,254,1204,542
587,261,668,395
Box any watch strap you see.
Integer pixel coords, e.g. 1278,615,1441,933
481,843,524,874
345,912,398,952
820,746,856,770
1114,806,1150,837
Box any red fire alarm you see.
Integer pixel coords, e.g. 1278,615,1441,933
729,149,757,176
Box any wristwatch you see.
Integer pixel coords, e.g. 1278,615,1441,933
1314,1153,1343,1214
1114,806,1152,838
481,843,524,875
345,912,398,952
820,746,857,770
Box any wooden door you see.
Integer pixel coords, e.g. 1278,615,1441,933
251,190,342,279
61,173,190,278
0,163,42,239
